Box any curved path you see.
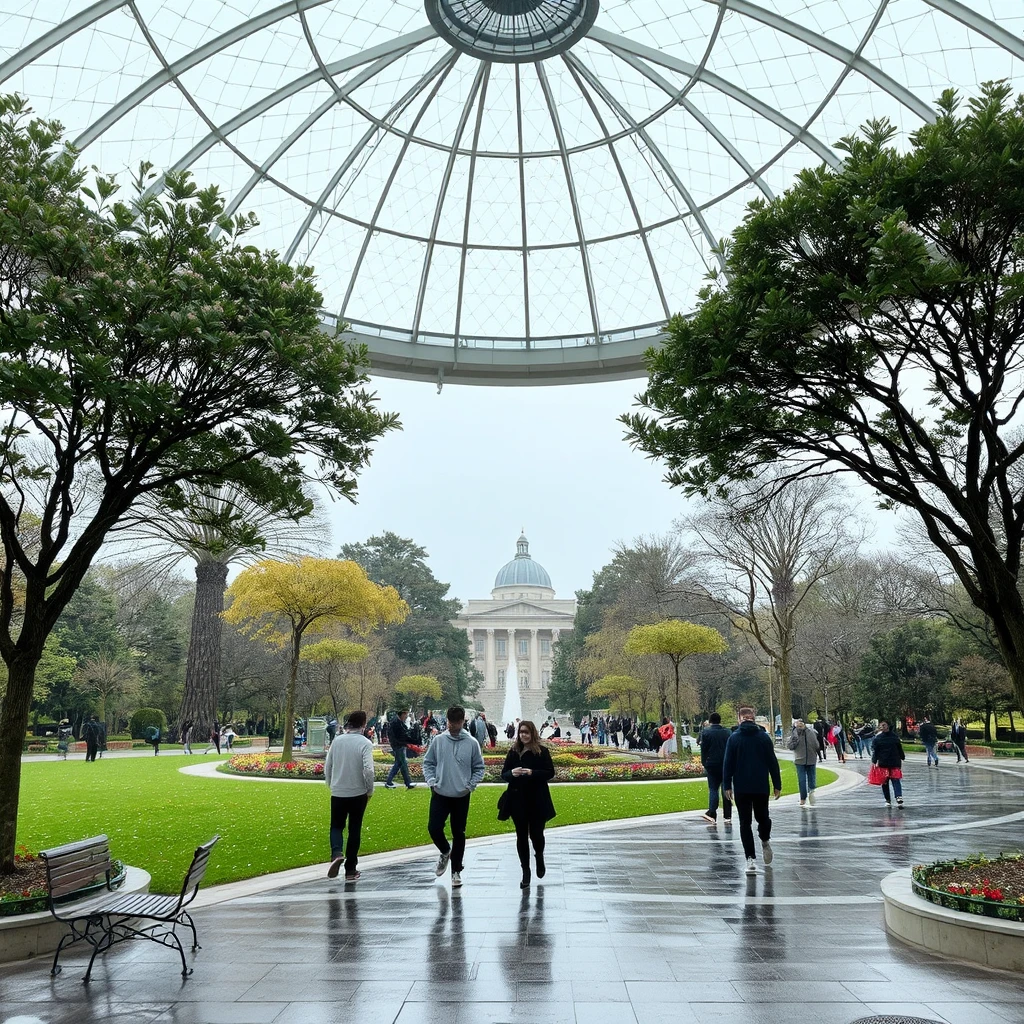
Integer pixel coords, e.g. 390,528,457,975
2,755,1024,1024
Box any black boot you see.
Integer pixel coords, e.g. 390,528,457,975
520,866,531,889
535,851,546,879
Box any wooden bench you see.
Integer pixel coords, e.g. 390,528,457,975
40,833,219,982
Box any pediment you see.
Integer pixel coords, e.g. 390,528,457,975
476,602,573,619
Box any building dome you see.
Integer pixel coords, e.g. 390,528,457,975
494,534,552,590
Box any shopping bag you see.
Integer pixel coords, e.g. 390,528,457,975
866,764,886,786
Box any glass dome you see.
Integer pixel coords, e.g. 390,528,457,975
1,1,1022,384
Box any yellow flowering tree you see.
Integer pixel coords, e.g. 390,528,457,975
395,674,443,716
224,558,408,760
624,621,728,733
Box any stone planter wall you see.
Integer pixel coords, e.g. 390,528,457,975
882,869,1024,971
0,865,150,964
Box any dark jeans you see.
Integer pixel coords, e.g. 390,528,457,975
330,794,368,873
953,741,968,762
512,814,546,871
734,792,772,860
881,777,903,802
705,766,732,819
85,742,98,762
428,791,471,872
386,746,412,786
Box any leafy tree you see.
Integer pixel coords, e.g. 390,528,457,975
223,558,408,761
948,654,1015,742
339,532,476,704
394,674,443,715
301,638,369,718
0,94,397,869
681,473,858,731
116,482,328,741
857,619,953,732
623,620,728,728
623,83,1024,717
587,674,653,717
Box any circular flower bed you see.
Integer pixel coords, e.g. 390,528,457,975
223,752,706,784
912,852,1024,921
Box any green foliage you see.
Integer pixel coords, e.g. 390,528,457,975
624,621,729,660
0,91,401,867
129,708,167,739
339,532,477,705
621,82,1024,713
13,756,824,893
394,674,443,712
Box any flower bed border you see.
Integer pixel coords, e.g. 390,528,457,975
0,861,127,918
911,854,1024,922
221,752,706,784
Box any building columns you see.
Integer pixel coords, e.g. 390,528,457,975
485,628,495,689
530,628,539,691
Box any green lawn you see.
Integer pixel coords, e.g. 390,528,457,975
16,757,831,893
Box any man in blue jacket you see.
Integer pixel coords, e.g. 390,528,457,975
723,706,782,874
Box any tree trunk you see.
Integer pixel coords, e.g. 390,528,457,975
1009,708,1016,742
778,649,793,735
0,653,43,870
177,559,229,749
982,566,1024,718
984,704,992,743
281,631,301,763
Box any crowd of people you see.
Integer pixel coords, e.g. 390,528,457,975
324,705,556,889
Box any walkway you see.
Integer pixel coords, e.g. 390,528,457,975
3,757,1024,1024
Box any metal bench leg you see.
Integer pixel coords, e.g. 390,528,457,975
82,926,113,984
179,911,200,951
167,929,192,978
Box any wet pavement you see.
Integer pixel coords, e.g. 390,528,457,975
3,755,1024,1024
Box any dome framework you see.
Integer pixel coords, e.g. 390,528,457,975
1,1,1022,385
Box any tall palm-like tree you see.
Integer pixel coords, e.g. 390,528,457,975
111,484,327,744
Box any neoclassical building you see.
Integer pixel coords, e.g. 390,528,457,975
454,535,575,724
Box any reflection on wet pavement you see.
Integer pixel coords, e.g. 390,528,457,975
3,759,1024,1024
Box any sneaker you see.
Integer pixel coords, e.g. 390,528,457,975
701,813,716,824
799,799,806,807
896,797,904,807
384,782,397,789
406,783,418,789
723,817,733,826
885,800,892,807
761,840,773,865
327,858,343,879
745,858,758,875
807,790,816,806
435,851,450,877
344,871,360,881
451,872,462,888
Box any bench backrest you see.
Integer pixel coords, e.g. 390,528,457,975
40,835,112,902
176,835,220,909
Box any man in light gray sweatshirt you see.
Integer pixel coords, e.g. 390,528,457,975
324,710,375,881
422,705,485,888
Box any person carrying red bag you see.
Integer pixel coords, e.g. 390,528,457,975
868,721,905,808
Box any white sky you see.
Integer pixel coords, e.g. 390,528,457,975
323,373,902,603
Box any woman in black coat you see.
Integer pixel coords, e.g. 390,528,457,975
501,721,556,888
871,720,906,807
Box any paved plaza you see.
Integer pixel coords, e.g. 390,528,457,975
3,756,1024,1024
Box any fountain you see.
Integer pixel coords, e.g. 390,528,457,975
501,647,522,728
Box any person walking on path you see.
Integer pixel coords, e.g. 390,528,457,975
82,715,103,762
723,706,782,875
501,720,556,888
919,717,939,768
871,721,906,807
658,717,677,760
385,708,417,789
950,718,970,763
470,712,488,750
324,710,375,881
830,720,847,763
813,718,828,761
423,706,485,888
144,724,161,755
203,723,221,755
787,718,821,806
698,713,732,824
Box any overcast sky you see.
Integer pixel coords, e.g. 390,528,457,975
322,373,905,605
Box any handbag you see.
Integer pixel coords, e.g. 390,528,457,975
866,763,887,786
496,790,511,822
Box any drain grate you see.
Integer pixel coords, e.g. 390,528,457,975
849,1017,946,1024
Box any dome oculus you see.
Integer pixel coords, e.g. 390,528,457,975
424,0,600,63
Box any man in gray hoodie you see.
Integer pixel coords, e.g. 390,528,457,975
423,705,486,888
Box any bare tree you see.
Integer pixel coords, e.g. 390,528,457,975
679,470,863,731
